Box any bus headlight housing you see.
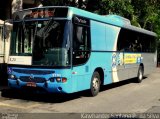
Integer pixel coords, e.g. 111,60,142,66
49,77,67,83
9,74,17,80
49,78,55,82
56,77,61,82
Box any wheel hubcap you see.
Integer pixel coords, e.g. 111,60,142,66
139,71,142,80
92,77,99,91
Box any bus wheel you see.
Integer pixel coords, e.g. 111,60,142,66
90,72,101,96
137,66,143,83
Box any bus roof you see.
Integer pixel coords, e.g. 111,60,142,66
69,7,157,37
15,6,157,37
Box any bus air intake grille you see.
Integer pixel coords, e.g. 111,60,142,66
19,76,46,83
13,69,55,75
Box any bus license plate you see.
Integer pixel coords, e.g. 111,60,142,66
26,82,36,87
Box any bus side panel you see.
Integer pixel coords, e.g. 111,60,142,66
90,21,121,85
91,21,107,51
105,24,121,83
141,53,157,75
123,53,141,79
89,52,113,85
116,53,156,80
116,52,129,81
71,62,92,92
90,20,112,85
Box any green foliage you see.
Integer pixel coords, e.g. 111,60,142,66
46,0,160,36
63,0,159,35
46,0,160,60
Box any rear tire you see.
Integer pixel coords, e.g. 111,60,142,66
90,72,101,97
137,66,143,83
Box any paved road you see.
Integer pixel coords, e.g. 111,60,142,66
0,68,160,118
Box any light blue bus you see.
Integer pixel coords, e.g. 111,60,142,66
7,6,157,96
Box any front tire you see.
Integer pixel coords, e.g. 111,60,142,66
90,72,101,96
137,66,143,83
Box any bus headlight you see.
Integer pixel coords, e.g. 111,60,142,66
49,77,67,83
49,78,55,82
56,77,61,82
9,74,17,80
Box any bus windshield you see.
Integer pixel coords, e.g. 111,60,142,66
10,20,71,67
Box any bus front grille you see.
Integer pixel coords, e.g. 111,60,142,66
19,76,46,83
13,69,55,75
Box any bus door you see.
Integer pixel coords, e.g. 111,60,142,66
0,22,8,82
71,17,91,92
0,20,13,82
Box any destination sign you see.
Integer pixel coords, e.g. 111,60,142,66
13,7,68,20
30,10,54,18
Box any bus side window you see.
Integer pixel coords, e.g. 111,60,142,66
117,29,131,52
117,29,144,52
73,26,83,50
73,24,91,65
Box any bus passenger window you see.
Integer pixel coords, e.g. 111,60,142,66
117,28,143,52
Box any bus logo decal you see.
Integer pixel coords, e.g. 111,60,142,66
29,74,34,80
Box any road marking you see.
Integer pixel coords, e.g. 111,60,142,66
0,102,41,109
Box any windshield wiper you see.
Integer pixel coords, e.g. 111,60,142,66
36,18,59,40
43,20,60,40
34,21,38,40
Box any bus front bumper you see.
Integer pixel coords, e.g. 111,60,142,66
8,79,71,93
